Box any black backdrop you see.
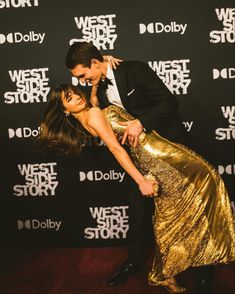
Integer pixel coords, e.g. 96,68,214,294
0,0,234,248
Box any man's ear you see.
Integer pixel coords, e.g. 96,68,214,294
91,59,99,68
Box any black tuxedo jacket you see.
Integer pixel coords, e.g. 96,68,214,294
98,61,188,144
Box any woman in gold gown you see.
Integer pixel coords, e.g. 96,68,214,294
38,84,235,292
105,104,235,287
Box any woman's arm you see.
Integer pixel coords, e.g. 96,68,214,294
90,85,99,107
86,107,157,196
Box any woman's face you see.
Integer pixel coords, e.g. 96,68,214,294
61,90,87,114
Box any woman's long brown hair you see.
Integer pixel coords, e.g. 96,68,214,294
36,84,88,157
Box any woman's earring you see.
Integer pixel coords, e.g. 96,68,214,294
65,112,70,117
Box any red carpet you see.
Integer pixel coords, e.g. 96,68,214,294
0,246,234,294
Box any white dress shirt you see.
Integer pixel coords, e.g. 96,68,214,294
106,64,125,109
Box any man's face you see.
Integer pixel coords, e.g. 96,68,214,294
71,60,102,86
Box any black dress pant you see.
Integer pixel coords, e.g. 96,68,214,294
127,180,154,266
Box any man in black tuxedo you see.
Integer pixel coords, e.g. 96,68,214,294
65,41,189,286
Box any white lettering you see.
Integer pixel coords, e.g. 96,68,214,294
4,68,50,104
139,21,187,35
149,59,191,95
13,162,58,197
210,8,235,43
84,206,129,240
0,0,39,9
71,14,117,50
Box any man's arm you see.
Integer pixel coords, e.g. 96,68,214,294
130,61,178,132
121,61,178,146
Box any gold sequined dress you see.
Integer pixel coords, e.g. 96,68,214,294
104,105,235,285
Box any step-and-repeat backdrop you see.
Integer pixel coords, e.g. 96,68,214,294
0,0,234,248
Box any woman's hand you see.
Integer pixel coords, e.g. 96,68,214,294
138,179,159,197
103,55,123,69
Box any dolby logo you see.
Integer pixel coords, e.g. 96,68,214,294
79,170,125,182
213,68,235,79
218,164,235,175
139,21,187,35
0,31,45,44
8,126,40,138
18,219,31,229
17,219,61,231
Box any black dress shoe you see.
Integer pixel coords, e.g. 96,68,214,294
107,262,140,286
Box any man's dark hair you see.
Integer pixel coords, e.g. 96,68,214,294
65,42,104,70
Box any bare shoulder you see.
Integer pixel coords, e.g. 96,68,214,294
88,106,103,118
87,107,105,126
88,106,101,113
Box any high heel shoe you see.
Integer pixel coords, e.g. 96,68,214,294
161,277,186,293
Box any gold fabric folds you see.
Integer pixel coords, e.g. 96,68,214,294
104,105,235,285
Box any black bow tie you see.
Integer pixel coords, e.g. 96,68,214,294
98,77,113,90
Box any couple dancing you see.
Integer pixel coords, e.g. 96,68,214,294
37,42,235,293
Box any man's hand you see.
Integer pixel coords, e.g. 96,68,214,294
119,119,143,147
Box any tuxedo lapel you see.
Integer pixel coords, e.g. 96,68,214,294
97,86,111,108
113,63,129,109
